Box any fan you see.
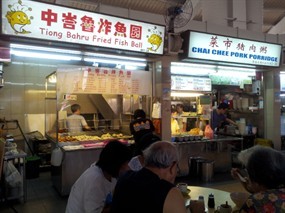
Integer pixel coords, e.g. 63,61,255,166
165,0,193,32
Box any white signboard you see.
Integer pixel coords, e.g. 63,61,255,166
171,76,212,91
187,31,282,67
57,67,151,95
1,0,165,55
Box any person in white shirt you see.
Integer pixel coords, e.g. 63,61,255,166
128,132,160,171
66,140,132,213
66,104,91,133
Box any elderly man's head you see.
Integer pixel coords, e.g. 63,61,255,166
143,141,179,183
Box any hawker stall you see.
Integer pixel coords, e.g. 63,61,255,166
46,66,153,196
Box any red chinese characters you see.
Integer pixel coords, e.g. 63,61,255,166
40,8,145,43
62,12,77,29
130,25,142,40
81,16,95,32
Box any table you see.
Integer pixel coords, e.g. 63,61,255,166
185,186,238,213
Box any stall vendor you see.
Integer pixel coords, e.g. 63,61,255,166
66,104,91,133
174,104,187,132
211,102,237,131
171,109,180,134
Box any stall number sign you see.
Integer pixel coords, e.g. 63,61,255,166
63,94,77,101
1,0,165,55
187,31,282,67
171,76,212,91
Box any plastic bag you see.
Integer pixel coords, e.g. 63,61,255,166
4,161,22,187
51,147,63,166
204,125,214,139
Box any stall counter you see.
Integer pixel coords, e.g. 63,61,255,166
174,136,243,177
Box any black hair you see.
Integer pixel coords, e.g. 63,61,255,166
134,132,161,156
71,104,81,113
134,109,146,120
96,140,132,177
246,147,285,189
176,104,184,109
217,103,229,110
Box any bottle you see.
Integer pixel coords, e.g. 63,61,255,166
198,195,205,210
208,193,215,208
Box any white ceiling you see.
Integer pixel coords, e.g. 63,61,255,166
38,0,285,34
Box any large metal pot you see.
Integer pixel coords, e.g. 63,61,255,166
188,156,205,178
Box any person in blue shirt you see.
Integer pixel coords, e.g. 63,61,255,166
211,102,237,131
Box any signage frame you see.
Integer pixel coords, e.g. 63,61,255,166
1,0,165,55
180,30,282,68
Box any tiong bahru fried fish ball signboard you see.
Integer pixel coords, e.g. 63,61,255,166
1,0,165,55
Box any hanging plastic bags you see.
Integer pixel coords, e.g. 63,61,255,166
204,125,214,139
4,161,22,187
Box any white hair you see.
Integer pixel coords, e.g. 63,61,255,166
237,145,268,166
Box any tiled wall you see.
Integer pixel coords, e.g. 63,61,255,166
0,57,56,138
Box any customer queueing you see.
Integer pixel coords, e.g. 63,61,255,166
110,141,187,213
128,132,160,171
129,109,155,143
129,109,156,155
66,104,91,133
232,146,285,212
66,140,132,213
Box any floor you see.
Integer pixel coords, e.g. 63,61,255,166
0,170,245,213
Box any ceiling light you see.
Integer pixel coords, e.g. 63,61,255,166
10,43,82,55
85,52,146,62
11,50,82,61
84,58,146,67
171,92,204,97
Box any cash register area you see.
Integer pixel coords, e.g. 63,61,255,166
0,170,245,213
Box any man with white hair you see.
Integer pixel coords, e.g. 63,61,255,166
110,141,187,213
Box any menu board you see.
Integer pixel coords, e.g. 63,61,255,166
57,66,151,95
171,76,212,91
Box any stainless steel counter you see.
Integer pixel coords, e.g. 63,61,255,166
174,136,243,177
51,146,103,196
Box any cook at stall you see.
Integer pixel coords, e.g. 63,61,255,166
211,103,238,132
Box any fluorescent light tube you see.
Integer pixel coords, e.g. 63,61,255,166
85,52,146,62
171,92,204,97
11,43,82,55
84,57,146,67
11,50,82,61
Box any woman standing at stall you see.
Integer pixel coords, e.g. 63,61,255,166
129,109,157,155
173,104,187,133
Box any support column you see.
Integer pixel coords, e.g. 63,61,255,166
201,0,228,27
154,56,173,141
201,0,262,32
264,70,281,150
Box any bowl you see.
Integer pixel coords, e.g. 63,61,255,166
230,192,249,208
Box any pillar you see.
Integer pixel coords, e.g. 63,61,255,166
264,70,281,150
201,0,262,32
154,56,174,141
